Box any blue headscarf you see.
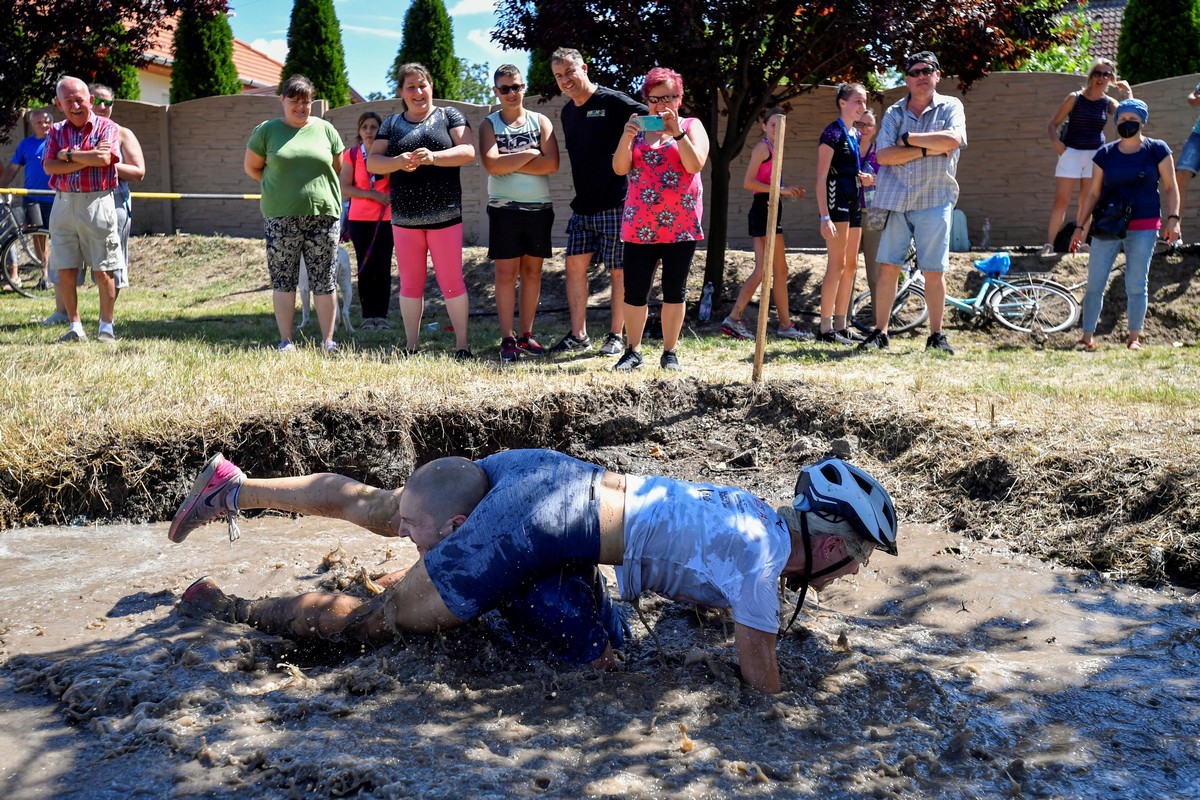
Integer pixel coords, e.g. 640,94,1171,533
1115,98,1149,124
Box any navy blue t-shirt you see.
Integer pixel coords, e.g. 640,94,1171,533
1093,138,1171,222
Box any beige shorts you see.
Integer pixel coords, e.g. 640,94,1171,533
48,190,123,275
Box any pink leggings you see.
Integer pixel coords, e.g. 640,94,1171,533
393,224,466,299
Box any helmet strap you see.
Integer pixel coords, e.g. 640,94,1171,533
781,513,854,635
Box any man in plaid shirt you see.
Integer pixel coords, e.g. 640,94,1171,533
42,76,123,344
858,52,967,355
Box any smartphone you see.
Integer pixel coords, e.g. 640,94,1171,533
634,115,665,132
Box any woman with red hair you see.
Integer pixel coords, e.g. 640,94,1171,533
611,67,710,372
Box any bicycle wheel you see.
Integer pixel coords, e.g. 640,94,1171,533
850,284,928,334
987,280,1080,334
1,228,52,298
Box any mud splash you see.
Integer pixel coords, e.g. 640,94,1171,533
2,518,1197,799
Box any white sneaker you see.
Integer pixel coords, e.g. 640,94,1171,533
41,310,70,326
1038,243,1055,257
776,324,815,341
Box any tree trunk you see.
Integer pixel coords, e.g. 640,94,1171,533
702,144,735,316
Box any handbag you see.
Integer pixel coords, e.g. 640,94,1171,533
865,207,890,232
1090,147,1153,240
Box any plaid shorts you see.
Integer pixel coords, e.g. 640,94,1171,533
565,207,625,270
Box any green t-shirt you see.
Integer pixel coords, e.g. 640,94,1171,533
247,117,344,218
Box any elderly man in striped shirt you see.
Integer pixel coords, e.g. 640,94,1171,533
42,76,124,344
858,51,967,355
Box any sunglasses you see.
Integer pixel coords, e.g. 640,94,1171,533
647,94,680,104
1092,71,1114,79
92,98,114,107
495,83,525,95
906,67,936,77
854,122,876,129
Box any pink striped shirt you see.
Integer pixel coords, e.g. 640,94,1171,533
45,113,121,193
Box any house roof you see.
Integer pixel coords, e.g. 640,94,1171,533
1069,0,1128,64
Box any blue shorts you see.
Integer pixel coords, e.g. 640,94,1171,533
1177,131,1200,176
423,450,604,622
565,207,625,270
877,204,953,273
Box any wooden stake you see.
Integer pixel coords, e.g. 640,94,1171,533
752,115,787,382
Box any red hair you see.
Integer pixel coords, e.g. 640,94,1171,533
642,67,683,100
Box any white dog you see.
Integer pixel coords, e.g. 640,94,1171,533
298,245,354,333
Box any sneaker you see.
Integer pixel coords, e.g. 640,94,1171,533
857,329,890,351
817,329,856,346
1038,243,1055,257
836,328,865,342
57,329,87,343
598,332,625,356
360,319,377,331
453,348,475,361
41,310,70,326
548,331,592,354
926,331,955,354
516,333,545,356
500,336,520,363
276,340,295,352
613,348,644,371
178,577,235,621
322,341,340,355
721,316,753,340
660,349,681,371
97,330,117,344
168,453,246,544
776,324,815,341
375,318,391,330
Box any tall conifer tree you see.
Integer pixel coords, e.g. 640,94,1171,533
280,0,351,107
390,0,461,100
171,12,242,103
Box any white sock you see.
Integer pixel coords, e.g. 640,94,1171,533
820,316,833,334
834,315,847,331
70,321,85,336
99,321,114,336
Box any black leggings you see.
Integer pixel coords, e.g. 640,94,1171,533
622,241,697,306
348,218,394,318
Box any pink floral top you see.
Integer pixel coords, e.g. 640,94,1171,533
620,118,704,244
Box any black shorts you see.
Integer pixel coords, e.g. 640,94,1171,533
487,205,554,260
826,176,862,228
747,193,783,238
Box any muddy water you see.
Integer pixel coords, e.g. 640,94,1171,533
1,519,1197,799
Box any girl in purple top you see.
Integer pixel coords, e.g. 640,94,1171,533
612,66,710,373
1042,58,1132,256
816,82,869,344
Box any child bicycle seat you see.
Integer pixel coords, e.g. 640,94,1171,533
973,252,1010,277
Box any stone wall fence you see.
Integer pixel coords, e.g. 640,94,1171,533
4,72,1199,249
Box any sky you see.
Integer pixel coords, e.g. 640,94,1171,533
227,0,528,98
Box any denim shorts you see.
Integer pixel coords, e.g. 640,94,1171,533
423,450,604,621
877,203,953,273
1177,132,1200,176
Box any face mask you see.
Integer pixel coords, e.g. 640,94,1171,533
1117,120,1141,139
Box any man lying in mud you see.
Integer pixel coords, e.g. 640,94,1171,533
172,448,898,693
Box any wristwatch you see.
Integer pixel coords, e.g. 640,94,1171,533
902,132,911,147
64,147,73,163
673,132,685,141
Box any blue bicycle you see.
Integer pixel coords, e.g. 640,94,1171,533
851,252,1080,335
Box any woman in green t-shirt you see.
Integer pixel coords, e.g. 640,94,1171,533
245,74,345,353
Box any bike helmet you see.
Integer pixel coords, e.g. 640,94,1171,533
792,458,898,556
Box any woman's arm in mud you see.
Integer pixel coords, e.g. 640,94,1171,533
734,623,781,693
236,475,404,537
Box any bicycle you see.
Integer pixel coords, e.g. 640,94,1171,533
0,195,53,298
850,252,1080,335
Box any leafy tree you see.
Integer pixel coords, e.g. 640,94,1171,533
527,48,554,97
459,60,494,104
280,0,351,107
171,11,242,103
1118,0,1200,84
390,0,460,100
496,0,1067,302
1,0,223,139
1017,5,1099,74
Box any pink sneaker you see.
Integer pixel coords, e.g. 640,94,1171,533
168,453,245,543
178,577,234,620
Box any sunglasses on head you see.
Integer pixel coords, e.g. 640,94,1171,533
495,83,525,95
93,98,114,107
1092,71,1114,79
906,67,936,77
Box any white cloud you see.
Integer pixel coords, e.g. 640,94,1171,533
448,0,497,15
342,24,405,39
466,27,524,61
250,38,288,62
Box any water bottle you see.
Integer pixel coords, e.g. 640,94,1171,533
698,282,714,322
981,217,991,250
860,161,876,209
